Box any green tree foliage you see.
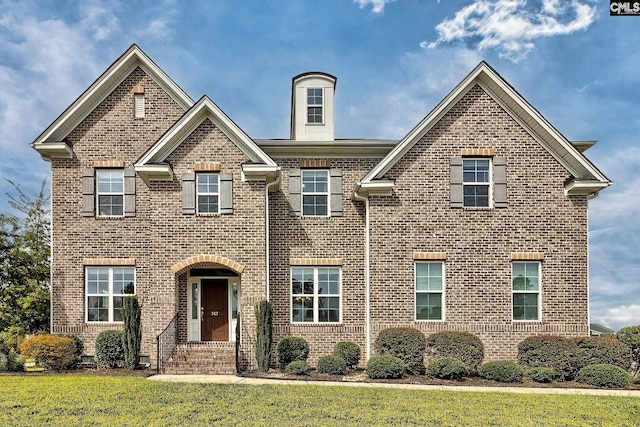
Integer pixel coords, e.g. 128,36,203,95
121,296,142,369
0,180,50,337
616,325,640,376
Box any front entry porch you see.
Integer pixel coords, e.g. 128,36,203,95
162,341,237,375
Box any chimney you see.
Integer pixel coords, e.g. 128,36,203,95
290,72,337,141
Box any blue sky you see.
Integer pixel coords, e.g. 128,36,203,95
1,0,638,330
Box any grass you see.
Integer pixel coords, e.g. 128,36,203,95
0,375,639,426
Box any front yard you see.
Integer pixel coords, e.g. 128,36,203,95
1,374,638,426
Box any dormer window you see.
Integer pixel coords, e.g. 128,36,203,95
307,88,323,123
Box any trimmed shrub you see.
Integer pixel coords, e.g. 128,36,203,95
0,348,24,372
575,364,631,389
374,327,426,374
95,330,124,368
255,300,273,372
479,361,523,383
616,326,640,375
276,336,309,369
20,334,76,371
366,355,405,379
426,331,484,373
517,335,580,380
56,334,83,368
285,360,312,375
317,355,347,375
574,336,632,370
333,341,361,369
427,357,467,380
122,296,142,370
525,367,558,383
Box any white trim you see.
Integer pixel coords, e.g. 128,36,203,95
265,173,282,301
462,158,493,208
187,275,239,342
195,172,220,215
414,261,445,322
95,169,125,218
352,192,371,361
290,266,342,324
511,261,542,322
301,169,330,217
85,266,136,323
306,87,324,124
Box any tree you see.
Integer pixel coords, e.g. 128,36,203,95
121,296,142,369
0,179,50,338
255,300,273,372
616,325,640,376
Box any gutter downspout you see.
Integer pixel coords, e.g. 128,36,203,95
353,189,370,362
265,173,281,302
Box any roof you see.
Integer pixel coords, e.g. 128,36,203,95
32,45,194,160
357,61,611,198
590,323,616,335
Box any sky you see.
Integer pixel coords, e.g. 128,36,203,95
0,0,638,330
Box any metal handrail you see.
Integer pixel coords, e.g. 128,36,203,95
235,314,241,373
156,313,178,374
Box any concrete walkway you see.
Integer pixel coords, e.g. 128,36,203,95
148,374,640,397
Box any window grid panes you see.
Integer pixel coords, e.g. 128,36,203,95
302,170,329,216
463,159,490,207
96,170,124,217
512,262,540,321
291,266,340,323
307,88,323,123
86,267,135,322
415,262,444,320
197,173,219,214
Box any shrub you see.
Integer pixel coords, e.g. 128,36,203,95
19,334,76,371
122,296,142,370
525,367,558,383
317,355,347,375
427,357,467,380
479,361,523,383
95,330,124,368
0,348,24,372
574,336,632,370
575,364,631,389
517,335,580,380
426,331,484,373
276,336,309,369
285,360,312,375
366,355,405,379
616,326,640,375
55,334,83,368
374,327,426,374
255,300,273,372
333,341,361,369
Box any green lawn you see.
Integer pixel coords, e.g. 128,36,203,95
0,375,638,426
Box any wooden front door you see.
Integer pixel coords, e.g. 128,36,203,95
201,279,228,341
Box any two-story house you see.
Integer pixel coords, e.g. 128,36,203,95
32,45,610,373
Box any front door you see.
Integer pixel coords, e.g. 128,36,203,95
201,279,229,341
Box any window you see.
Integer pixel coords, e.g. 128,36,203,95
415,262,444,320
197,173,219,214
307,88,323,123
302,170,329,216
86,267,135,322
512,262,540,321
96,169,124,216
463,159,490,207
291,266,340,323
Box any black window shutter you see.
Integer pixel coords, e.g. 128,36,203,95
494,157,507,208
82,169,95,217
182,172,196,215
289,168,301,216
124,168,136,217
219,172,233,214
450,157,463,208
330,168,343,217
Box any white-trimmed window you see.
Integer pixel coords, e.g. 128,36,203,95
307,88,323,123
415,262,444,320
96,169,124,217
291,266,340,323
197,173,219,214
86,267,135,322
302,170,329,216
512,262,540,321
463,158,491,207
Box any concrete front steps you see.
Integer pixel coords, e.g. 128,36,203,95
162,342,236,375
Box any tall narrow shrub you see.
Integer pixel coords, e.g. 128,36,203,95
121,296,142,370
255,300,273,372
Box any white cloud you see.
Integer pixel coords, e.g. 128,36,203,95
598,304,640,331
354,0,396,14
425,0,597,62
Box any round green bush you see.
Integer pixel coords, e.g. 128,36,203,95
574,336,632,370
333,341,361,369
285,360,312,375
525,367,558,383
479,361,523,383
426,331,484,373
575,364,631,389
517,335,580,380
427,357,467,380
366,355,405,379
95,330,124,368
374,328,426,374
276,336,309,369
56,334,84,368
317,355,347,375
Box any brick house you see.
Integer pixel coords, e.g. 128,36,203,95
32,45,610,373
